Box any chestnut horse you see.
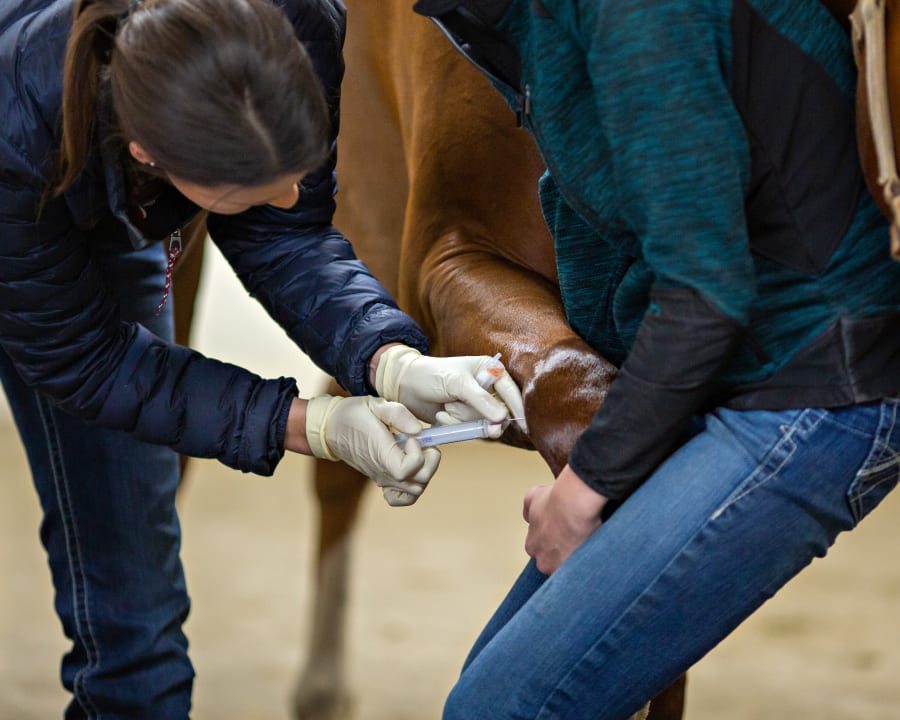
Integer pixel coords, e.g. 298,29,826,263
292,4,599,719
287,3,684,718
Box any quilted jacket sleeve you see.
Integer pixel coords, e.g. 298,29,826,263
0,145,297,475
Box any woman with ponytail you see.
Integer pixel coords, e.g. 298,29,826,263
0,0,523,715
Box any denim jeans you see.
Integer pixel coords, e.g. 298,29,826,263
0,235,193,718
444,401,900,720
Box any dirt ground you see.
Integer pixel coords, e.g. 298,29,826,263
2,244,898,720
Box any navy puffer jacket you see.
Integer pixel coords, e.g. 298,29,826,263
0,0,428,475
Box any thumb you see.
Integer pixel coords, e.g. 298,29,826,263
363,401,427,479
523,485,542,522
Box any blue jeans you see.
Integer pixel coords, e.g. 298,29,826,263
0,236,193,718
444,401,900,720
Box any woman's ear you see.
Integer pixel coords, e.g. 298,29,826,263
128,141,155,166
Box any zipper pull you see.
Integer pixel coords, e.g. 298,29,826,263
155,229,183,317
516,84,532,127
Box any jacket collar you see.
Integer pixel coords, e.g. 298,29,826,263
93,81,199,249
413,0,512,27
413,0,521,92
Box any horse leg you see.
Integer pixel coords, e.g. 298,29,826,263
645,674,687,720
292,380,368,720
171,213,208,485
169,214,370,718
171,213,208,349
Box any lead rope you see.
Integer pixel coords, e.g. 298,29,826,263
851,0,900,258
155,229,182,316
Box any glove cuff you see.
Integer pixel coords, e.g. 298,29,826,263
374,345,422,401
305,394,342,461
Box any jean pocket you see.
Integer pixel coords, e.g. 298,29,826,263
847,437,900,524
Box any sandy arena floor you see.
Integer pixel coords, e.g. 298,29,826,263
1,243,898,720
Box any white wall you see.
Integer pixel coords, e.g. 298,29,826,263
190,238,330,394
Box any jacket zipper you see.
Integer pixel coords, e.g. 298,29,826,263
429,18,532,128
516,84,532,128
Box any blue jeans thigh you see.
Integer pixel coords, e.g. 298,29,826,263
445,404,896,720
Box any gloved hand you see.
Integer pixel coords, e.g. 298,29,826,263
374,345,527,437
306,394,441,506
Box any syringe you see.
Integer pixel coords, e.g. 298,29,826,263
395,352,514,448
395,418,516,448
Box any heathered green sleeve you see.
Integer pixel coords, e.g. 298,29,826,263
579,0,756,323
567,0,755,498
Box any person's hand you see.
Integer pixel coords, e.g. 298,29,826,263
373,345,527,436
305,394,441,506
523,464,608,575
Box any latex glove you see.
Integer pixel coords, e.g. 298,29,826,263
306,394,441,506
374,345,527,437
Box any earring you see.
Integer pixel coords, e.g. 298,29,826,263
147,161,157,168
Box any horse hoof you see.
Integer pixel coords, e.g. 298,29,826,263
291,684,354,720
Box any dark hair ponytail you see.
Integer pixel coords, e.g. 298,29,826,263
55,0,330,195
55,0,123,195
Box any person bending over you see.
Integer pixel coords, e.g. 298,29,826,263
0,0,524,716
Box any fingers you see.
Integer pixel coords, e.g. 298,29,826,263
381,429,426,477
414,445,442,483
493,373,527,433
390,440,440,487
435,402,477,425
369,396,424,435
435,398,505,437
382,486,422,506
445,357,526,431
439,394,512,434
451,378,510,423
319,394,443,508
435,357,509,422
380,445,441,507
523,484,542,522
434,409,457,427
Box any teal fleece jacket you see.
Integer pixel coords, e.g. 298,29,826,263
416,0,900,500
